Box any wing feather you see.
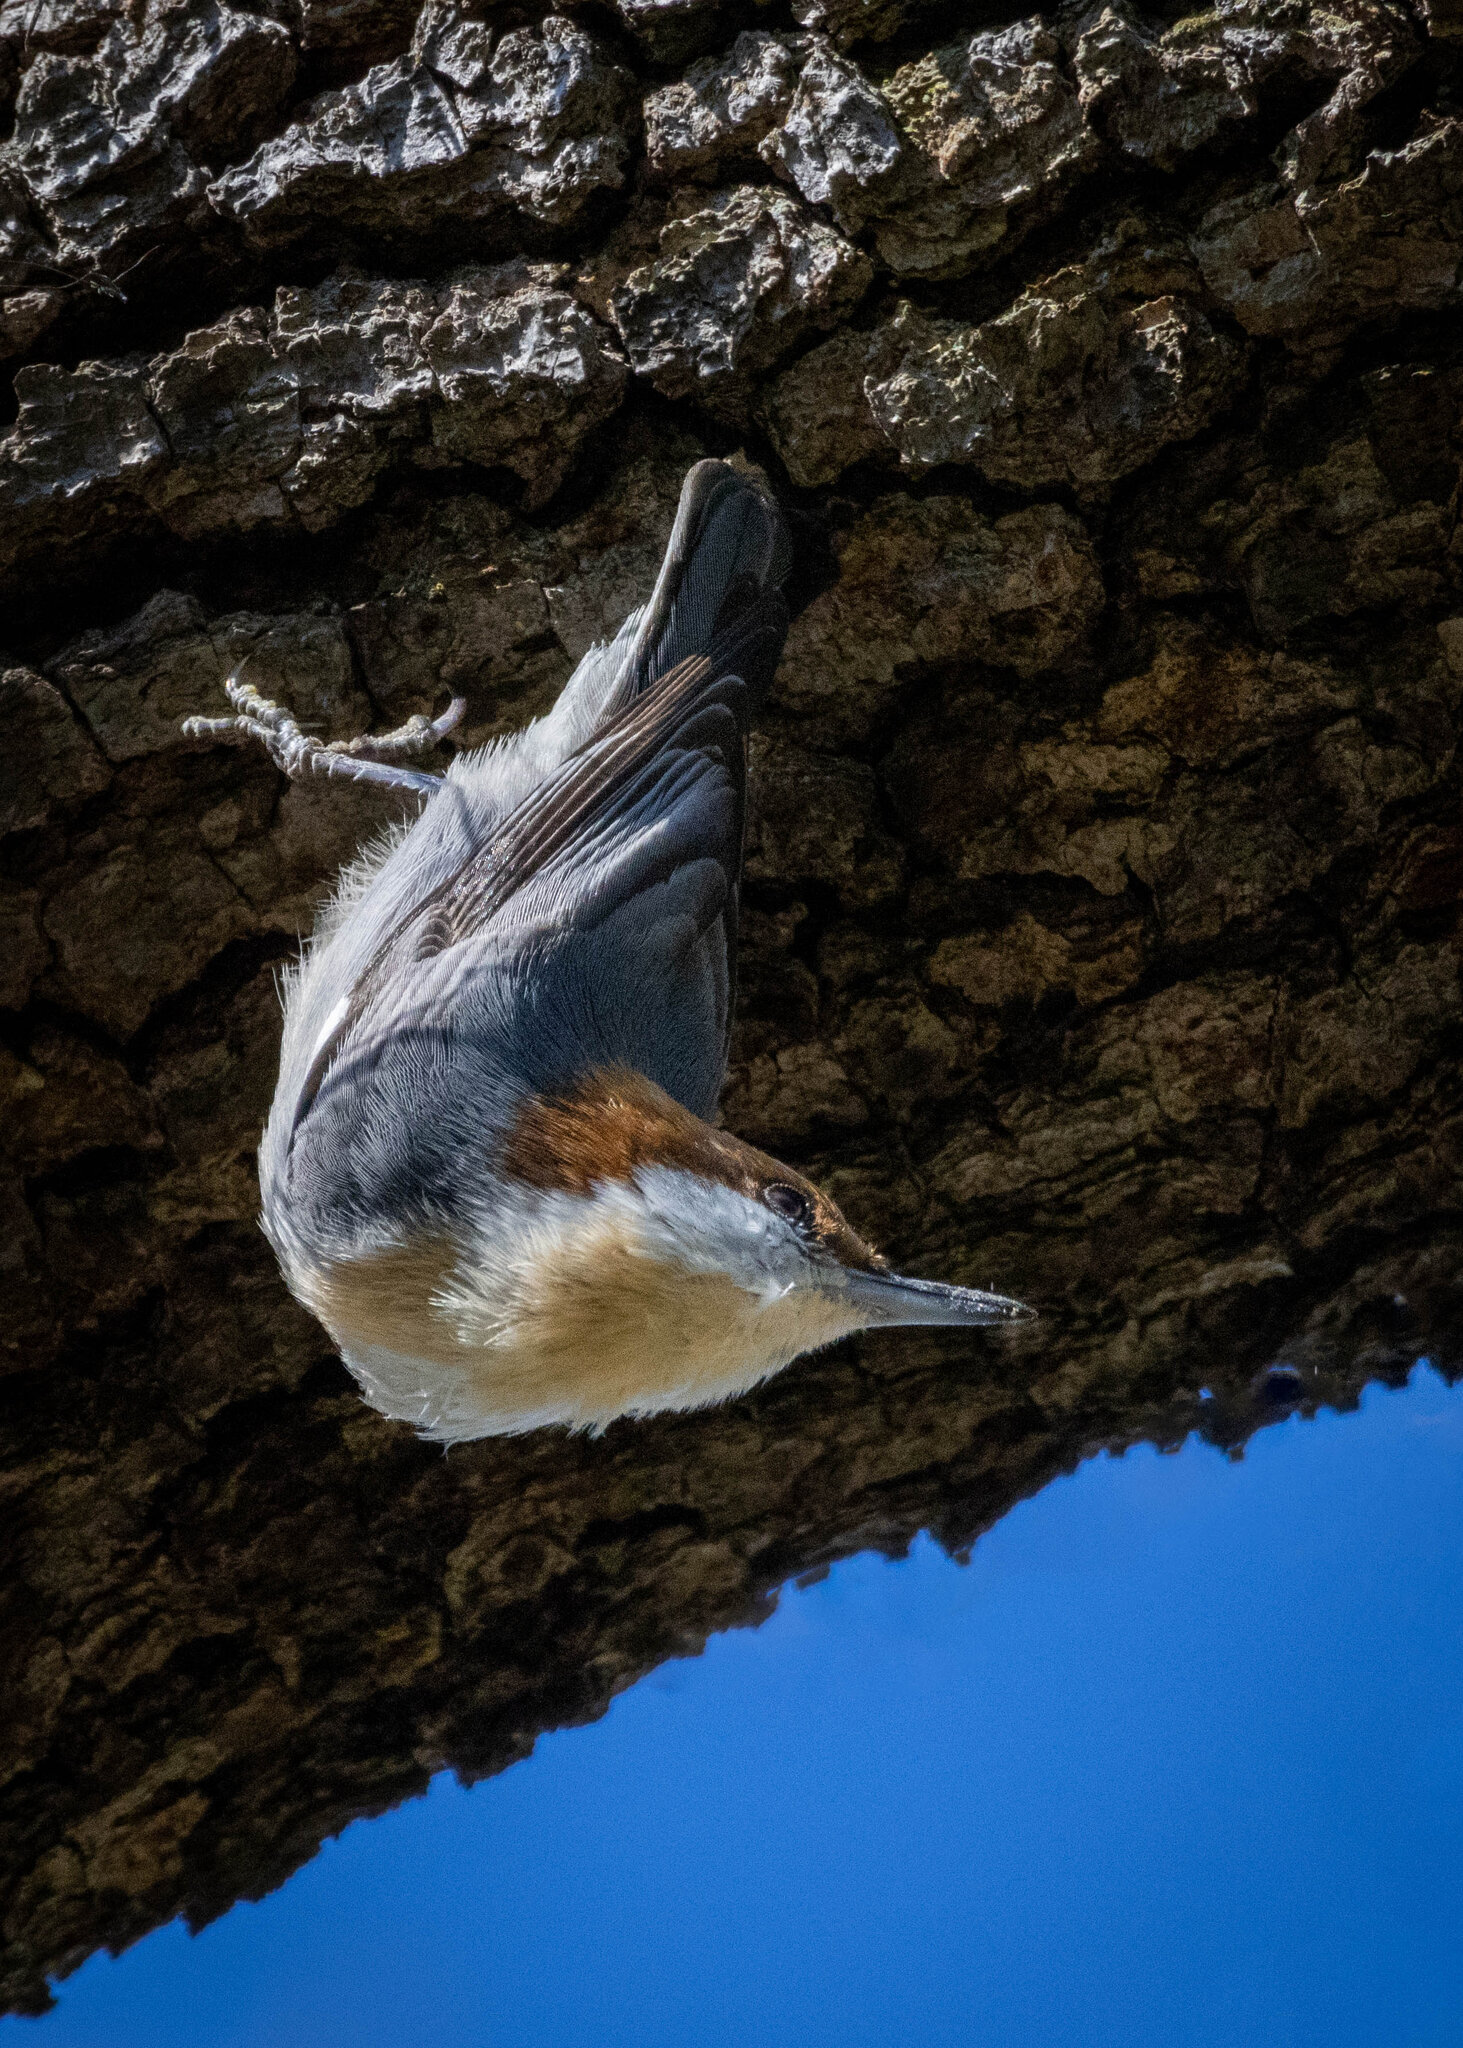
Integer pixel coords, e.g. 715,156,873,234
291,593,785,1135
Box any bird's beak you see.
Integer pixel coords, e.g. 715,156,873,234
834,1266,1036,1330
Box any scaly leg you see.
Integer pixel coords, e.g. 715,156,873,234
182,670,467,796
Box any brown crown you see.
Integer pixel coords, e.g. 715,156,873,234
501,1066,886,1275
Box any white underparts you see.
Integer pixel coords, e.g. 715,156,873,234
292,1170,868,1443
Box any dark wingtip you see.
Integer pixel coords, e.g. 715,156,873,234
622,461,790,705
676,459,790,588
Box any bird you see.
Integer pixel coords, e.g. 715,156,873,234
183,460,1034,1441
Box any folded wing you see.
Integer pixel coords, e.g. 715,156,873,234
270,465,790,1243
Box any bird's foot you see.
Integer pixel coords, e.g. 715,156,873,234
182,672,467,796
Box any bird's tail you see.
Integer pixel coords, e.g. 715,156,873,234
615,461,791,714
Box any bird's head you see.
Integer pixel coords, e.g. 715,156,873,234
296,1067,1033,1441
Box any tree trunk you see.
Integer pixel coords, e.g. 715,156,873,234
1,0,1459,2012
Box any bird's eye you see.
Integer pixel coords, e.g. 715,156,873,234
764,1182,814,1229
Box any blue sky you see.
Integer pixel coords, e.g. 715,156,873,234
12,1366,1462,2048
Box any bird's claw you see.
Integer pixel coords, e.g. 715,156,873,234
181,671,467,797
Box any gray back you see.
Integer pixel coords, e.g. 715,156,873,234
261,463,790,1261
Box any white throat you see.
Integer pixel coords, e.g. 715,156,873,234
294,1170,866,1442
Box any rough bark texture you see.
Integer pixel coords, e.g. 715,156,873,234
2,0,1462,2016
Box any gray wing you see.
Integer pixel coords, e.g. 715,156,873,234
278,619,781,1242
541,459,794,753
292,606,781,1122
268,464,790,1243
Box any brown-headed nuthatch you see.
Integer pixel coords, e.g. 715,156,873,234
184,462,1033,1440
